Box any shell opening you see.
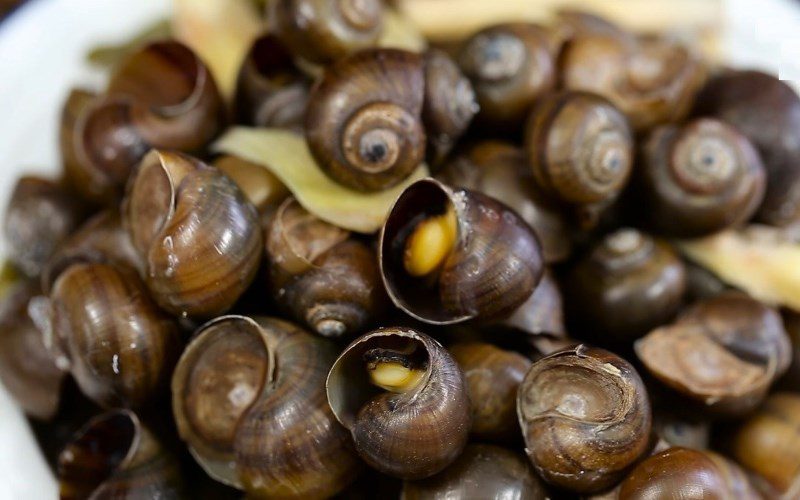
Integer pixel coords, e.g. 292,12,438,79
402,205,457,277
364,343,428,393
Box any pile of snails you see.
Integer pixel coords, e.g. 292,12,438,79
3,2,800,499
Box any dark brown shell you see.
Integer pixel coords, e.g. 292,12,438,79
45,262,181,409
635,118,766,237
305,49,426,191
234,33,310,129
437,141,572,263
269,0,384,64
549,9,633,49
171,316,362,498
401,444,548,500
449,342,531,442
565,228,686,343
693,70,800,227
517,345,652,493
61,41,224,204
497,269,567,338
3,177,85,278
123,150,263,318
327,328,470,479
58,409,185,500
635,292,792,417
458,23,556,127
264,198,388,338
653,410,710,450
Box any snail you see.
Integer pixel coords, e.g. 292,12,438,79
436,141,572,263
449,342,531,442
3,177,85,278
494,269,567,339
123,150,263,319
458,23,556,128
401,445,548,500
213,155,290,215
653,410,711,450
549,9,634,50
379,178,544,325
234,33,311,129
564,228,687,343
524,91,634,226
172,316,362,499
269,0,385,64
693,70,800,227
60,41,224,204
633,118,766,237
305,48,476,191
327,327,470,479
517,345,652,493
264,198,388,338
58,409,185,499
635,292,792,417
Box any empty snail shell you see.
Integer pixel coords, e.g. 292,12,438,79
327,327,470,479
3,177,85,278
380,178,544,325
269,0,385,64
635,292,792,417
61,41,224,204
437,141,571,263
562,35,704,131
0,278,66,420
634,118,766,237
58,409,185,499
213,155,290,215
264,198,388,338
564,228,687,343
234,33,310,129
524,91,634,215
172,316,362,498
123,150,263,318
517,345,653,493
458,23,556,128
401,444,548,500
617,447,760,500
44,262,181,409
449,342,531,442
305,49,426,191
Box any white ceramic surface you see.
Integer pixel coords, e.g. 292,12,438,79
0,0,798,498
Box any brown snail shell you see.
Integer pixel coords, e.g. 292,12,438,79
58,409,185,499
381,178,543,325
437,141,572,263
635,118,766,237
517,345,653,493
43,262,182,409
617,447,761,500
61,41,224,204
564,228,687,343
234,33,311,129
635,292,792,417
305,48,426,191
777,310,800,392
264,198,388,338
449,342,531,443
524,91,634,212
458,23,556,128
213,155,290,216
653,410,711,450
123,150,263,318
3,177,85,278
401,444,548,500
269,0,385,64
172,315,362,498
497,269,567,338
549,9,633,49
0,279,66,420
327,327,470,479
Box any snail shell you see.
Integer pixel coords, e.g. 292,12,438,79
327,327,471,479
635,118,766,237
62,41,224,204
269,0,385,64
497,269,567,338
172,316,362,498
213,155,290,216
380,178,544,325
517,345,653,493
44,262,181,409
58,409,185,499
123,150,263,318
